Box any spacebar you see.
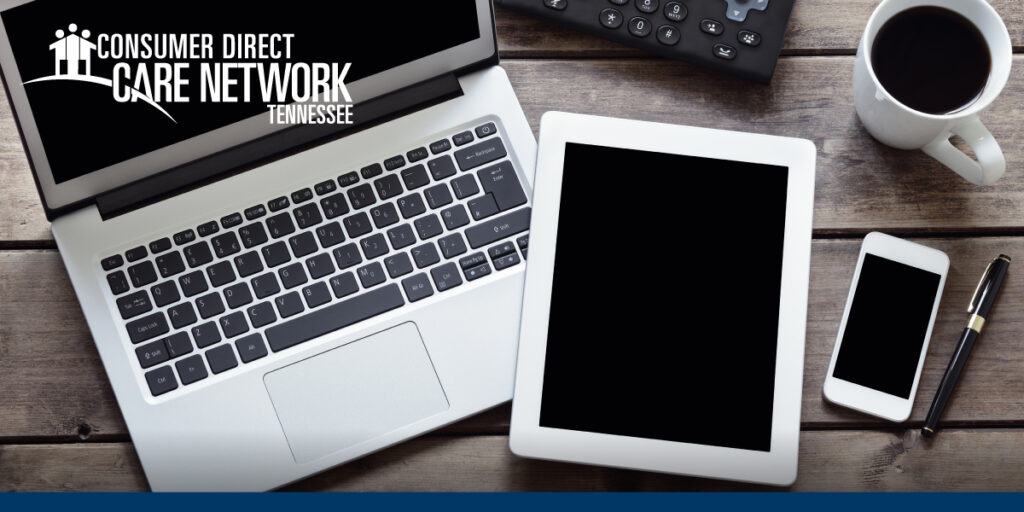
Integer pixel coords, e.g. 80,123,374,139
265,284,405,353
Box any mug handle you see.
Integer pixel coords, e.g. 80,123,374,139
922,115,1005,185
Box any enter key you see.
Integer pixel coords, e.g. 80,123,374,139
477,161,527,211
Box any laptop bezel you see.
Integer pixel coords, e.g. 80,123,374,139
0,0,497,215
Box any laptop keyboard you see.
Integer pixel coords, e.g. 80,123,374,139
99,121,531,398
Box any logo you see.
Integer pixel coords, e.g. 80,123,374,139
23,23,355,126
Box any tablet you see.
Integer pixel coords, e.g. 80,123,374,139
509,112,816,486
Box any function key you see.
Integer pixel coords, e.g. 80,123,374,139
600,8,624,29
220,213,243,229
338,171,360,187
713,43,737,60
452,131,474,146
125,246,147,262
361,163,383,179
635,0,658,14
101,254,124,270
291,188,314,204
429,139,451,154
407,147,429,163
244,204,267,220
173,229,196,246
738,30,762,47
384,155,406,171
475,122,497,138
664,1,687,22
268,196,290,212
657,25,680,46
197,221,219,237
149,238,172,254
543,0,567,10
628,16,652,37
314,180,337,196
700,18,724,36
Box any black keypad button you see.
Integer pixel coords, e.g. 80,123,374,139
427,155,458,181
101,254,124,270
205,344,238,374
151,281,180,307
197,221,219,237
357,262,387,288
238,223,269,249
137,340,169,369
374,174,404,200
268,196,290,212
738,29,762,47
543,0,566,10
429,139,451,154
609,0,628,4
149,238,172,254
415,214,444,240
247,302,277,328
333,243,363,270
224,282,253,309
195,292,225,319
244,204,267,220
493,252,522,271
628,16,652,37
713,43,737,60
320,193,350,219
275,291,305,318
437,234,468,259
454,138,507,172
235,333,268,363
291,188,314,204
701,18,724,35
635,0,658,14
266,213,296,239
279,262,309,289
407,147,429,163
477,162,527,211
441,204,471,230
600,8,624,29
384,155,406,171
165,332,193,359
117,290,153,320
184,241,213,267
401,164,430,190
451,175,480,199
302,282,332,308
173,229,196,246
424,184,454,209
251,272,281,299
452,131,474,146
468,194,499,221
385,253,414,278
306,253,335,279
664,1,687,21
191,321,221,349
211,232,241,258
361,163,383,179
342,212,372,238
338,171,360,187
475,122,497,138
459,252,487,271
517,235,530,250
489,241,516,259
233,251,264,278
430,263,463,292
206,261,236,287
402,273,434,302
387,224,417,250
220,213,243,229
411,243,441,269
168,302,198,329
262,241,292,267
465,207,532,249
220,311,249,338
397,193,427,219
178,271,209,297
657,24,681,45
176,355,208,385
315,221,346,248
464,262,492,281
314,180,337,196
370,203,400,229
145,366,177,396
330,272,359,298
293,203,323,229
126,312,169,344
126,246,147,262
155,252,186,278
347,183,377,209
128,261,158,288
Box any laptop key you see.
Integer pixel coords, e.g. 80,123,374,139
429,139,451,154
238,223,269,249
424,184,453,209
197,221,219,237
401,164,430,190
370,203,400,229
402,273,434,302
220,311,249,338
145,366,178,396
128,261,158,288
236,333,268,363
149,238,172,254
262,241,291,267
275,291,305,318
397,193,426,219
468,194,499,221
333,243,362,270
347,184,376,209
387,224,417,249
191,321,221,349
493,252,521,271
174,229,197,246
168,302,198,329
251,272,281,299
268,196,290,212
211,232,241,258
385,252,414,278
244,205,267,220
279,263,308,289
478,162,527,211
126,312,169,344
360,233,389,260
441,204,470,230
207,261,236,287
374,174,404,200
357,262,386,288
165,332,193,359
464,262,492,281
517,235,529,249
361,163,383,179
451,175,480,199
452,130,474,146
233,251,264,278
176,355,208,385
151,281,180,307
195,292,225,319
220,213,243,229
293,203,323,229
454,138,506,171
306,253,335,279
329,272,359,298
107,271,130,295
206,344,238,375
179,271,209,297
288,232,318,258
321,193,350,219
415,214,443,240
265,284,405,353
302,282,332,308
411,243,440,269
266,213,296,239
465,207,531,249
475,122,497,138
384,155,406,171
488,242,516,259
431,263,463,292
291,188,313,204
126,246,147,262
101,254,124,270
116,291,152,320
407,147,429,163
427,155,457,181
338,171,360,188
184,241,213,267
224,282,253,309
459,252,487,270
315,221,346,248
247,302,277,328
343,212,372,238
437,233,468,259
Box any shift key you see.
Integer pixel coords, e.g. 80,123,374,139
454,138,507,171
465,207,531,249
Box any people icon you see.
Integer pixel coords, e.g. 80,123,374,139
48,23,96,77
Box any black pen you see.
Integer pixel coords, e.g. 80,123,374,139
922,255,1011,437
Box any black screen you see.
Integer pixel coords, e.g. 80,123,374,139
2,0,479,184
832,254,941,398
538,143,790,453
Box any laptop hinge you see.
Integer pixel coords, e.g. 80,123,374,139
95,73,464,220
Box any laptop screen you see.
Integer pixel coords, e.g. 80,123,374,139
0,0,489,211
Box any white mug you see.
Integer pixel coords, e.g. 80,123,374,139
854,0,1012,185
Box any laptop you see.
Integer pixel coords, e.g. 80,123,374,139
0,0,535,490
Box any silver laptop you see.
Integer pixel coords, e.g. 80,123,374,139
0,0,535,490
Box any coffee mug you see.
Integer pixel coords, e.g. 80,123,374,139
854,0,1012,185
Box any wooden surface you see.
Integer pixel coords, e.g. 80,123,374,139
3,2,1024,491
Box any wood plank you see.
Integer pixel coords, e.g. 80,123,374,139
3,237,1024,440
7,56,1024,240
4,429,1024,491
494,1,1024,57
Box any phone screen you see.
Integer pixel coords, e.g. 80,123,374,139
832,254,942,398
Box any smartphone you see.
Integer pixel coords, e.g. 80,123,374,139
823,232,949,422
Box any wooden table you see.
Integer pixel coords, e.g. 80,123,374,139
3,1,1024,491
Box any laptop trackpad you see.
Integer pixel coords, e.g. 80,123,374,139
264,322,449,464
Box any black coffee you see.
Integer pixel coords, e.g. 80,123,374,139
871,6,991,115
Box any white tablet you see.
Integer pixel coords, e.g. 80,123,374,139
509,112,816,486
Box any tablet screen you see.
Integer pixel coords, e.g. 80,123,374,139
539,143,790,452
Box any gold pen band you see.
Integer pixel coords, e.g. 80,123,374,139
968,314,986,333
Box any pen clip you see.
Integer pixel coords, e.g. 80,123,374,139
968,258,997,314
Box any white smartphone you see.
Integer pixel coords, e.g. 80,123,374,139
823,232,949,422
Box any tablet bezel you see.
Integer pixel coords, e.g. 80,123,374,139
509,112,816,486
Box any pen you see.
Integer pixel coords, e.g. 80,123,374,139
922,255,1011,437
